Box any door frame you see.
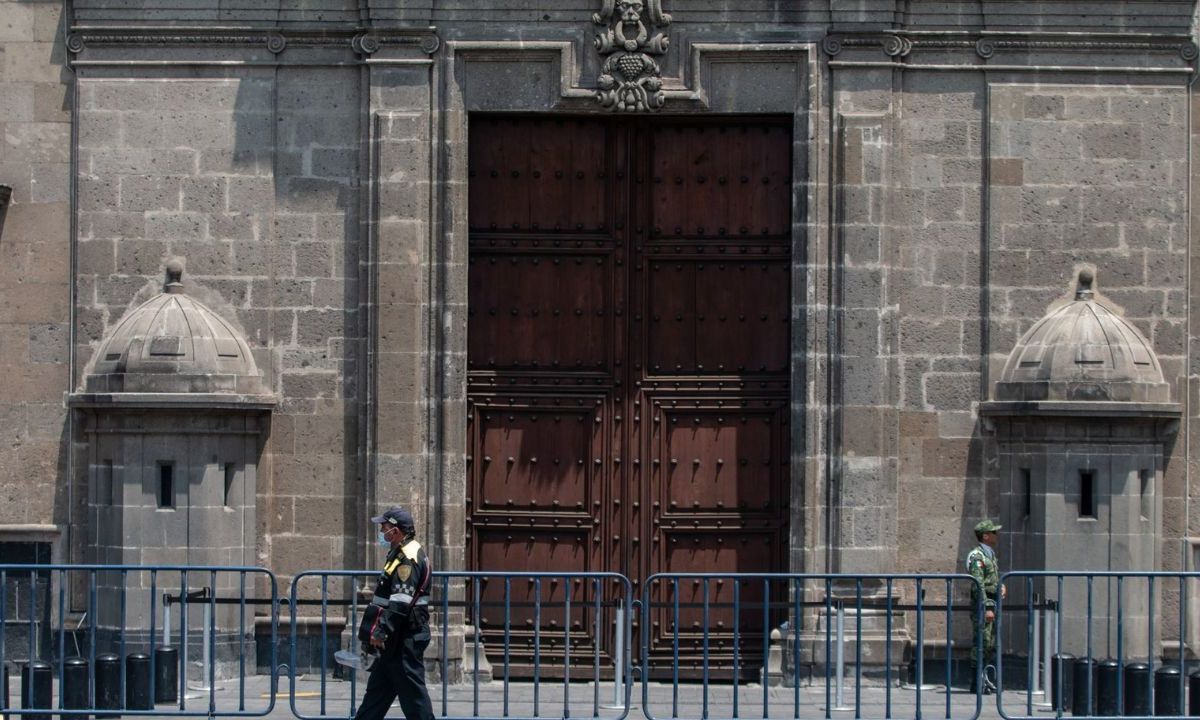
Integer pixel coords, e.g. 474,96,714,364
367,40,824,600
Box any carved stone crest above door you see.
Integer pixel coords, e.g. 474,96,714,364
593,0,670,112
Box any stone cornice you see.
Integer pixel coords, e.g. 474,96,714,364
822,31,1198,61
66,25,441,56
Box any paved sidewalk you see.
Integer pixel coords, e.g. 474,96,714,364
10,672,1044,720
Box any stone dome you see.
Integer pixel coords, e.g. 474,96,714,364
993,270,1170,404
83,263,269,396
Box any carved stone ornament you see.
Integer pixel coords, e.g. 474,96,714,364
593,0,670,112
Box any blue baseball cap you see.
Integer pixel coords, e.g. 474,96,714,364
371,505,415,532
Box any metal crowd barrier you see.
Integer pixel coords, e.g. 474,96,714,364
288,570,634,720
996,571,1200,720
640,573,985,720
0,564,279,717
8,565,1199,720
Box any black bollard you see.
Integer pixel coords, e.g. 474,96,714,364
1154,665,1183,716
63,657,91,719
123,655,151,711
1123,662,1152,716
3,662,9,720
1189,669,1200,716
1072,657,1097,716
21,661,52,720
93,655,120,720
153,647,178,705
1052,653,1076,711
1096,658,1121,716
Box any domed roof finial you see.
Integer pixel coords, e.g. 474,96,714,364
1076,268,1095,301
164,261,184,294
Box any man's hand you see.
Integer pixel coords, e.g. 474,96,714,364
985,610,995,623
1000,584,1007,599
370,635,385,648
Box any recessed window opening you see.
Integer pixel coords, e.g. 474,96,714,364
1079,470,1096,519
1021,468,1031,519
158,462,175,509
224,463,236,508
1139,468,1152,521
101,460,114,506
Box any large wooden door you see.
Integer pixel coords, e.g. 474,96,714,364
466,117,792,676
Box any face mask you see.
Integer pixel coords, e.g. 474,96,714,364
378,530,391,547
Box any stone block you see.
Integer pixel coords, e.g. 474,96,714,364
0,82,35,122
226,176,274,213
296,308,346,346
281,371,339,399
0,3,36,41
375,351,422,398
989,158,1022,186
3,120,69,163
144,212,209,243
173,240,232,275
842,266,882,309
294,242,333,277
29,161,67,203
202,277,250,308
842,357,886,406
291,413,348,455
119,175,180,212
251,278,312,308
210,213,258,242
27,322,67,363
4,42,64,84
4,200,68,242
1081,124,1141,160
375,402,423,454
181,177,227,213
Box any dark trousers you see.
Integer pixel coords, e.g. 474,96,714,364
354,631,434,720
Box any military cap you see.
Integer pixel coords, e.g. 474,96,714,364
974,519,1002,534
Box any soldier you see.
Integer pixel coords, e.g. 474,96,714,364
966,519,1005,695
354,506,435,720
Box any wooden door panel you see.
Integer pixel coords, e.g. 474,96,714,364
694,259,791,374
645,262,696,374
471,530,600,659
656,405,780,514
649,124,792,241
476,407,592,512
467,252,611,371
467,116,792,676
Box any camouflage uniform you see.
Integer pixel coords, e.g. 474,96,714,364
965,521,1002,681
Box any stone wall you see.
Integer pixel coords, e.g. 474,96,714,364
0,2,1198,663
0,0,71,544
72,66,366,584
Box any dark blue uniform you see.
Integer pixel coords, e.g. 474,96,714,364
354,538,433,720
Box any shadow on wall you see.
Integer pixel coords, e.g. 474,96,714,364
230,68,366,571
0,184,11,236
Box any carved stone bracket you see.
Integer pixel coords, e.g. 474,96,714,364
593,0,670,112
821,34,914,57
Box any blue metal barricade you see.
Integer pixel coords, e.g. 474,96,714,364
640,573,984,720
288,570,634,720
0,564,279,717
996,571,1200,720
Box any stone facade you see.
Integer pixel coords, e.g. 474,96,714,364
1,0,1200,663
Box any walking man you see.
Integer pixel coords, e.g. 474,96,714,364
966,519,1004,694
354,506,435,720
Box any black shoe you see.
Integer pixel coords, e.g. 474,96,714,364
982,678,997,695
